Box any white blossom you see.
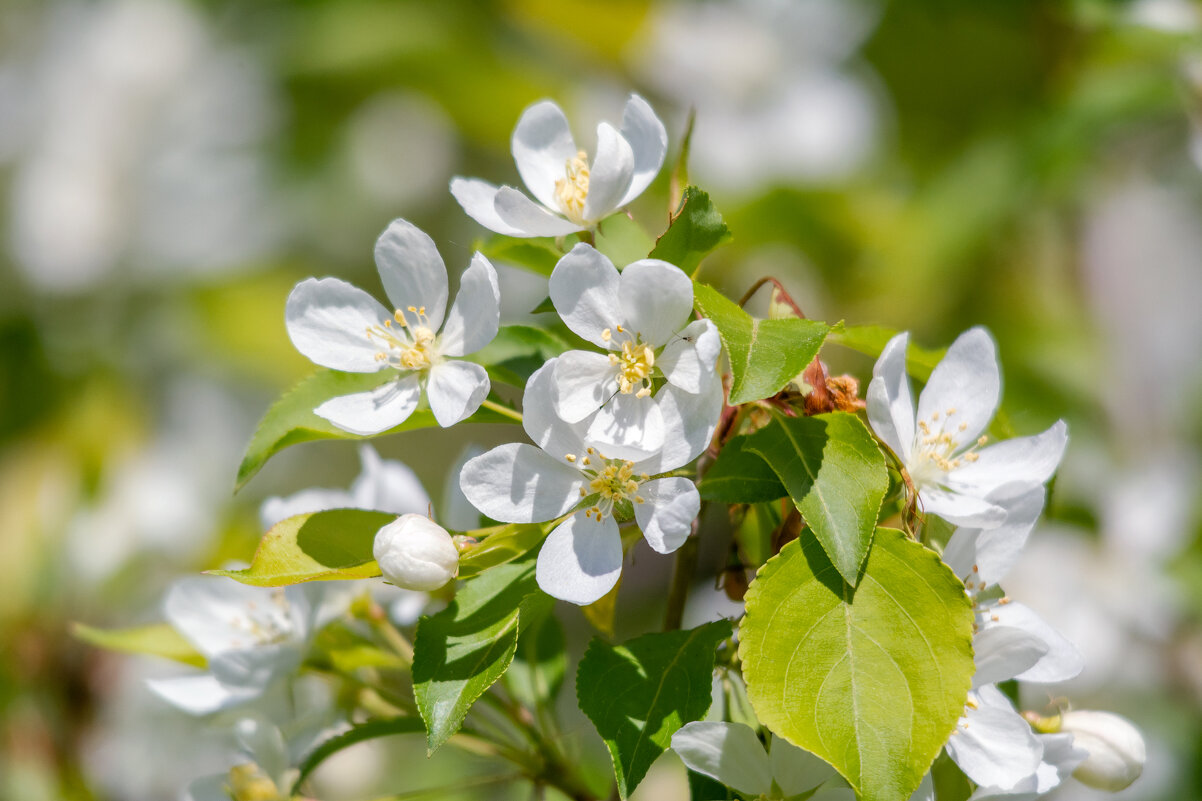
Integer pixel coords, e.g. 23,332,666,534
670,721,840,799
1060,710,1146,792
867,327,1067,528
373,514,460,592
286,218,499,435
458,357,721,605
147,578,341,715
547,244,720,460
450,95,667,237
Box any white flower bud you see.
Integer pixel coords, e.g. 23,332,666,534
1061,710,1146,791
373,514,459,591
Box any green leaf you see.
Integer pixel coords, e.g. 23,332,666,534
504,612,567,711
476,235,563,276
72,622,206,669
413,557,550,754
209,509,394,586
829,325,946,382
468,324,570,387
576,620,732,799
457,521,551,578
235,369,514,491
293,718,424,792
739,529,975,801
649,186,732,276
744,413,888,586
699,435,786,503
692,283,829,405
596,213,656,267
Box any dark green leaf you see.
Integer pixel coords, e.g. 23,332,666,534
744,413,888,586
413,557,550,754
209,509,394,586
699,435,786,503
576,620,732,798
650,186,732,275
739,529,974,801
236,369,514,491
692,283,829,405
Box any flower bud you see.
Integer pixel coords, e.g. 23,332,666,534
1060,710,1146,791
373,514,459,591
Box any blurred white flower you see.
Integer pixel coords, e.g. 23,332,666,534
1059,711,1146,792
630,0,881,193
2,0,281,292
285,218,499,434
451,94,666,237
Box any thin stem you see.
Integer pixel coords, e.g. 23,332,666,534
481,397,523,423
663,521,701,631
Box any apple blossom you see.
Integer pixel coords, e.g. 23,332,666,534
286,218,499,435
451,95,667,237
867,326,1068,527
373,513,460,592
1059,710,1146,791
147,578,341,715
458,357,721,605
547,244,720,460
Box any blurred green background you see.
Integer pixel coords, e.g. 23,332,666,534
1,0,1200,798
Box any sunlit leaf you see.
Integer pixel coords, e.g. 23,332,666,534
698,435,786,503
650,186,732,276
72,622,206,669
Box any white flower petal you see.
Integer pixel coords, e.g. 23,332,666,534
618,259,694,347
349,444,431,516
450,177,525,236
285,277,392,372
586,393,665,461
427,361,490,427
948,421,1068,496
943,486,1046,587
535,512,623,605
768,737,836,796
920,485,1007,528
209,644,301,691
512,99,579,210
521,358,591,461
146,674,258,716
987,601,1084,684
969,734,1087,801
659,319,721,393
908,773,935,801
582,122,635,222
552,350,616,423
164,577,273,657
866,332,915,462
374,218,449,330
439,253,500,357
946,686,1043,791
495,186,584,237
549,243,623,347
636,372,723,474
915,327,999,447
972,624,1048,688
259,488,354,530
634,477,699,554
314,374,421,435
670,721,773,797
459,443,585,523
618,93,668,207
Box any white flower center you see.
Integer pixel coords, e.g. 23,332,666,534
230,589,295,647
554,149,590,223
565,447,649,521
908,407,986,487
602,326,655,398
366,307,440,371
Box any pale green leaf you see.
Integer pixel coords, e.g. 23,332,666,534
829,325,946,382
72,622,206,669
739,529,974,801
596,212,655,267
744,413,888,586
413,556,550,754
576,620,732,799
457,521,552,578
209,508,394,586
235,369,514,491
649,186,732,276
692,283,829,405
475,234,563,276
